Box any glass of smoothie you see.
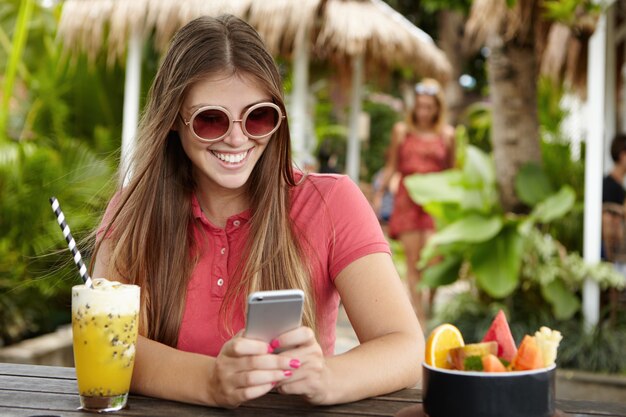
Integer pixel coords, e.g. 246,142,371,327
71,278,140,412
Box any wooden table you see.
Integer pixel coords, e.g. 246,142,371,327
2,362,626,416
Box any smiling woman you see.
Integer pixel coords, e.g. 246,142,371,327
91,14,423,408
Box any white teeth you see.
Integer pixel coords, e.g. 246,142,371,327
213,150,248,163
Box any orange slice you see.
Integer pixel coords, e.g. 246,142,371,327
425,324,465,369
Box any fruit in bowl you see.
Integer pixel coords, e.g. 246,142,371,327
422,310,562,417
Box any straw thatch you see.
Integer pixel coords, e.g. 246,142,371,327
316,0,451,81
57,0,451,81
246,0,321,55
464,0,600,95
58,0,252,65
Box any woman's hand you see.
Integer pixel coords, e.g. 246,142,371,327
272,326,332,405
209,332,298,408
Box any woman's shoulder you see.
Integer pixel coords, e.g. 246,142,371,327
392,121,408,136
291,172,366,207
442,124,455,138
294,172,352,196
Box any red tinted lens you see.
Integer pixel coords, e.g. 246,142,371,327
245,106,279,137
192,109,230,140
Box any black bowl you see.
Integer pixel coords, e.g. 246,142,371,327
422,363,556,417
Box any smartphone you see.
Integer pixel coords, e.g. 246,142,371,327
244,289,304,349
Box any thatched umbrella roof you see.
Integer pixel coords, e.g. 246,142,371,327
463,0,600,96
58,0,451,81
58,0,253,64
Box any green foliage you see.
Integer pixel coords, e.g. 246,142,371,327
418,0,472,14
0,1,117,345
421,144,626,373
538,77,569,140
471,225,524,298
0,0,35,139
541,141,585,253
558,320,626,373
362,101,399,182
432,289,626,373
543,0,602,26
460,102,492,153
515,163,555,206
0,138,113,345
405,144,620,321
460,77,585,253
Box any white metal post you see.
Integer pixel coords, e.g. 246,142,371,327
346,53,364,182
121,30,142,183
290,24,311,169
583,11,608,330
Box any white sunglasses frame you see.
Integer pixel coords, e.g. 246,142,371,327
181,102,285,143
415,83,439,96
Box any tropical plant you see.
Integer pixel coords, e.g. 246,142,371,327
405,142,623,321
0,138,113,345
0,0,116,345
362,100,399,182
463,0,601,212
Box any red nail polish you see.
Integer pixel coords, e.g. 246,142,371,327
283,370,292,377
270,339,280,349
289,359,301,369
267,344,274,354
271,381,277,386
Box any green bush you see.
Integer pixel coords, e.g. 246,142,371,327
407,144,626,373
0,1,117,345
362,101,399,182
0,138,113,345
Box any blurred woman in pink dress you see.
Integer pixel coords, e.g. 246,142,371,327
375,78,455,324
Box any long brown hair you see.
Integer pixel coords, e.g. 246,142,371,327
93,15,315,347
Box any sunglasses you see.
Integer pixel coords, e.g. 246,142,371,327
180,102,285,142
415,83,439,96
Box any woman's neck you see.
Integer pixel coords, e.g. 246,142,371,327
611,165,626,184
195,184,249,228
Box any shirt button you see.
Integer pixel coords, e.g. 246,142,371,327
220,247,226,255
217,278,224,286
233,220,241,227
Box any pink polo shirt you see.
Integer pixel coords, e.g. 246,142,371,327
101,173,390,357
178,173,390,356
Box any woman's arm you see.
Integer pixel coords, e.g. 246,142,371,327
328,252,423,402
274,252,423,404
92,240,295,407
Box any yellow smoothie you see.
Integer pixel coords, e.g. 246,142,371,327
71,278,140,411
72,310,138,396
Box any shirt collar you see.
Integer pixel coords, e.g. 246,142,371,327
191,193,251,228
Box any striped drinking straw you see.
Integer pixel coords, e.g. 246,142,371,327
49,197,93,288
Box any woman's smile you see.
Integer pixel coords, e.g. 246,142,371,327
210,148,252,167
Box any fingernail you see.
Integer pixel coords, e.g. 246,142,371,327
283,370,292,377
270,339,280,349
267,344,274,354
271,381,277,386
289,359,301,369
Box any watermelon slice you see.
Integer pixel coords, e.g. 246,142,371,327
482,310,517,362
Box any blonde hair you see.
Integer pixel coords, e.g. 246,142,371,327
93,15,316,347
407,77,447,134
